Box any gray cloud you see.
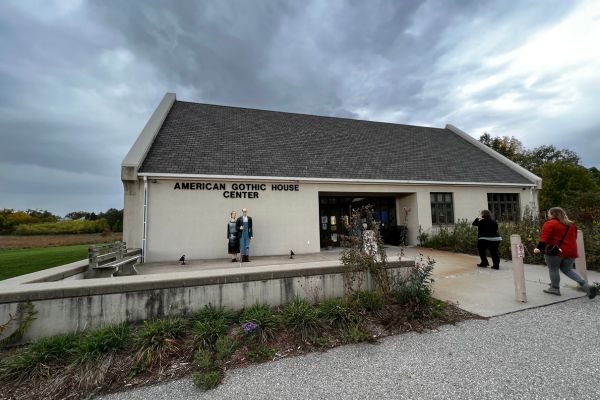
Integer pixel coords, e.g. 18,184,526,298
0,0,598,215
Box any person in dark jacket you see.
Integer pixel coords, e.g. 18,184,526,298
533,207,597,299
472,210,502,269
236,208,253,262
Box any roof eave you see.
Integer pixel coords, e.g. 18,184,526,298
445,124,542,190
137,172,537,187
121,93,177,181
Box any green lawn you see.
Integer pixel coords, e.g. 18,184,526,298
0,245,89,281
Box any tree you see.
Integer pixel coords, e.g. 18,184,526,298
479,133,523,162
479,133,599,213
537,161,599,211
588,167,600,186
520,145,580,172
98,208,123,231
26,209,59,223
65,211,92,220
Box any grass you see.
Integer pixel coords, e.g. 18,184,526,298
133,318,186,371
240,304,280,343
282,298,320,341
317,298,355,329
192,305,237,348
0,333,80,378
0,244,88,281
76,323,132,362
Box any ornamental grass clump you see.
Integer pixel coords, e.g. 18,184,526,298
240,303,280,343
0,333,79,379
76,323,131,363
192,304,237,349
282,298,320,341
133,318,186,371
317,298,355,329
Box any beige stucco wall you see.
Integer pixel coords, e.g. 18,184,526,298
123,180,144,250
124,177,537,262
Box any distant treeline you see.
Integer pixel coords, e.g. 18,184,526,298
0,208,123,235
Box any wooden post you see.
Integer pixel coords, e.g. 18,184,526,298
88,245,98,268
510,234,527,303
575,229,588,282
116,241,124,261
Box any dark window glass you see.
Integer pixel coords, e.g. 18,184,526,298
487,193,520,221
431,192,454,225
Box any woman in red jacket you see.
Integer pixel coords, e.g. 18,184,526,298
533,207,597,299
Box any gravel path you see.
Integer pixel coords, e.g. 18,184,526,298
100,298,600,400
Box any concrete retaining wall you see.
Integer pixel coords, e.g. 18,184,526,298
0,261,412,343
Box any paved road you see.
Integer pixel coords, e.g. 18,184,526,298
100,298,600,400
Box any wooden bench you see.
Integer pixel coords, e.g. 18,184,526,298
86,242,142,278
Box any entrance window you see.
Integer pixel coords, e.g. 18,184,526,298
431,192,454,225
488,193,520,221
318,195,397,247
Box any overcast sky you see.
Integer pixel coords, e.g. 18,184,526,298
1,0,599,216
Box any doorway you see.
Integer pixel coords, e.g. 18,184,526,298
318,195,397,248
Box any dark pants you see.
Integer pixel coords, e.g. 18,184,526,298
477,240,500,267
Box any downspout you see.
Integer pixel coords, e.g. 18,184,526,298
142,175,148,262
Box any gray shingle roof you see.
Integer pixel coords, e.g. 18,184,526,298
138,101,533,184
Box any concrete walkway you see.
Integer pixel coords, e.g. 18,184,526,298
138,246,600,318
401,247,600,317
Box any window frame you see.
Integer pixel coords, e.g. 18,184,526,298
430,192,454,225
487,193,521,222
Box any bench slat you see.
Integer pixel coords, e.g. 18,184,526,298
93,256,139,269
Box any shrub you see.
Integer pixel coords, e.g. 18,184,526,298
344,324,375,344
13,219,110,235
349,290,384,314
240,304,279,343
215,336,238,361
194,348,214,372
391,256,435,319
340,205,392,295
247,346,277,363
77,323,131,362
193,370,223,390
282,298,320,341
317,298,355,328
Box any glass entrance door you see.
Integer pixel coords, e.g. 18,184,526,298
318,195,397,248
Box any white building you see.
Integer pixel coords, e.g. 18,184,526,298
122,93,541,262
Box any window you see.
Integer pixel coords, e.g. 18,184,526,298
487,193,520,221
431,192,454,224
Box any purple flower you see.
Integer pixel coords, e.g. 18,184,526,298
242,322,258,333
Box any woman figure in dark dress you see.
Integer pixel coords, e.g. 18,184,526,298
472,209,502,269
227,211,240,262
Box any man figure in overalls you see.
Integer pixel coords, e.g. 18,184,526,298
236,208,253,262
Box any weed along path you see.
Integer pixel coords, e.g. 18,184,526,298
98,298,599,400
